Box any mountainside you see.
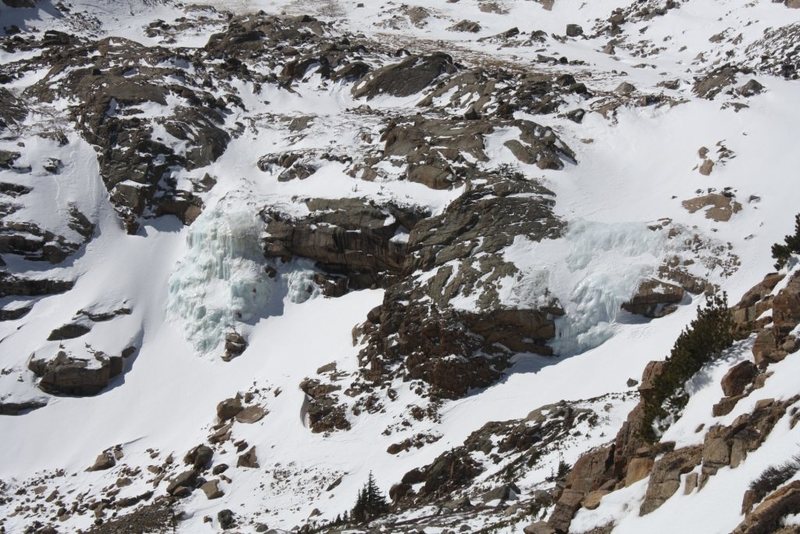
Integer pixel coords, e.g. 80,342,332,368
1,1,799,533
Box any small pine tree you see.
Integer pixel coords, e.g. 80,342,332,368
772,214,800,269
350,472,389,523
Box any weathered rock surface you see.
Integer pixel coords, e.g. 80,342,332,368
184,444,214,470
299,378,350,433
235,405,266,424
216,397,244,421
262,198,422,291
201,479,224,500
355,171,564,398
378,117,575,190
622,278,685,318
720,361,758,397
733,480,800,534
639,446,702,515
87,451,116,472
394,400,597,507
352,53,458,99
28,349,126,396
237,446,259,469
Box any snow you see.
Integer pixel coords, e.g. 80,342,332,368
1,0,800,532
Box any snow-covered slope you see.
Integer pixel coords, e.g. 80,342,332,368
0,1,799,533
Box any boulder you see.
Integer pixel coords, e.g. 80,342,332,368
566,24,584,37
482,483,520,503
720,361,758,397
201,479,224,500
450,20,481,33
166,469,197,495
223,332,247,361
218,509,236,530
47,322,91,341
235,405,266,424
87,452,116,472
216,397,243,421
699,159,714,176
0,150,21,169
583,490,609,510
615,81,636,95
184,445,214,470
733,481,800,534
693,64,740,99
237,446,259,469
299,378,351,433
737,79,764,97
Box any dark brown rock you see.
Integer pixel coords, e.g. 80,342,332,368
216,397,243,421
29,350,125,396
566,24,584,37
87,452,116,472
166,470,197,495
237,446,259,469
299,378,350,433
622,279,685,318
201,479,224,500
352,53,457,99
223,332,247,361
47,322,91,341
184,445,214,470
721,361,758,397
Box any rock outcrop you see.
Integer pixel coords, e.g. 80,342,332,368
355,171,564,398
28,349,132,396
352,53,458,99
